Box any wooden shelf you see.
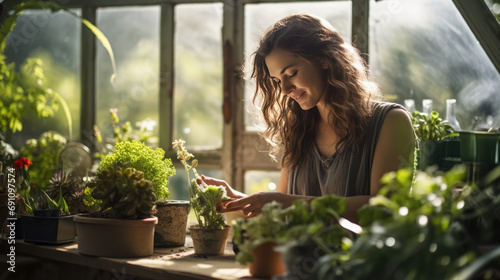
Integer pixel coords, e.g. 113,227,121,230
1,236,253,280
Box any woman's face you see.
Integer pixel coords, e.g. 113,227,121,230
265,48,328,110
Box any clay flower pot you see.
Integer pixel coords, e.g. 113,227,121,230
74,215,157,258
248,241,285,278
154,200,190,247
189,225,230,255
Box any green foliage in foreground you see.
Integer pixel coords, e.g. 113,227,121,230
233,195,350,266
235,165,500,279
313,166,500,280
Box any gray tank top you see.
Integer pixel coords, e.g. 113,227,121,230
288,102,406,197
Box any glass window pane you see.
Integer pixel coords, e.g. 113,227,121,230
5,10,81,145
174,4,223,148
370,0,500,130
96,7,160,147
244,170,281,194
484,0,500,24
244,2,352,130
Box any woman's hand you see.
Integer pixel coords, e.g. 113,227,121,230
219,191,294,218
196,175,246,200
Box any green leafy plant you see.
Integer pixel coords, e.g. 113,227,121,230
233,195,351,267
20,187,70,216
14,158,70,216
97,140,175,201
19,131,67,188
0,1,116,138
411,110,458,141
173,139,230,230
310,166,500,280
86,161,156,219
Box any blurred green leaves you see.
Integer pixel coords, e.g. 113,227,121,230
411,110,459,141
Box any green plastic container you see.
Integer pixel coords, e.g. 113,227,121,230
459,131,500,164
418,137,460,171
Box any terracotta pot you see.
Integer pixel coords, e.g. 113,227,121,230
154,200,190,247
74,215,157,258
248,241,285,278
189,225,230,255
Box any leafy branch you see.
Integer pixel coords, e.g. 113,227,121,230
0,1,116,138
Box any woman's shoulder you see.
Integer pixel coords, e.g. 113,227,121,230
371,101,406,113
367,101,412,135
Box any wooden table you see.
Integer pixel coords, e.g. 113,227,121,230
0,236,255,280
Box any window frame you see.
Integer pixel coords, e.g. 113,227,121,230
4,0,499,192
37,0,366,192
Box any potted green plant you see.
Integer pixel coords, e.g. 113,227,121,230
75,161,158,257
90,140,186,247
173,139,231,255
20,192,75,244
411,110,460,171
232,195,350,279
17,159,78,244
92,110,187,247
232,202,286,278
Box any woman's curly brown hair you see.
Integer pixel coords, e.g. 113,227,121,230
251,14,383,169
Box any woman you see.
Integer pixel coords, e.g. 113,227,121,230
199,14,416,222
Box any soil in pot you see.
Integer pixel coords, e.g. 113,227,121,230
74,215,158,258
189,225,230,255
248,241,285,278
154,200,190,247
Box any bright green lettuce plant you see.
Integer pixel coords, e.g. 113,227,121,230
173,139,230,230
97,140,175,201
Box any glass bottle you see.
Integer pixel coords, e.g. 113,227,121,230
445,99,461,131
404,99,416,113
422,99,433,116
